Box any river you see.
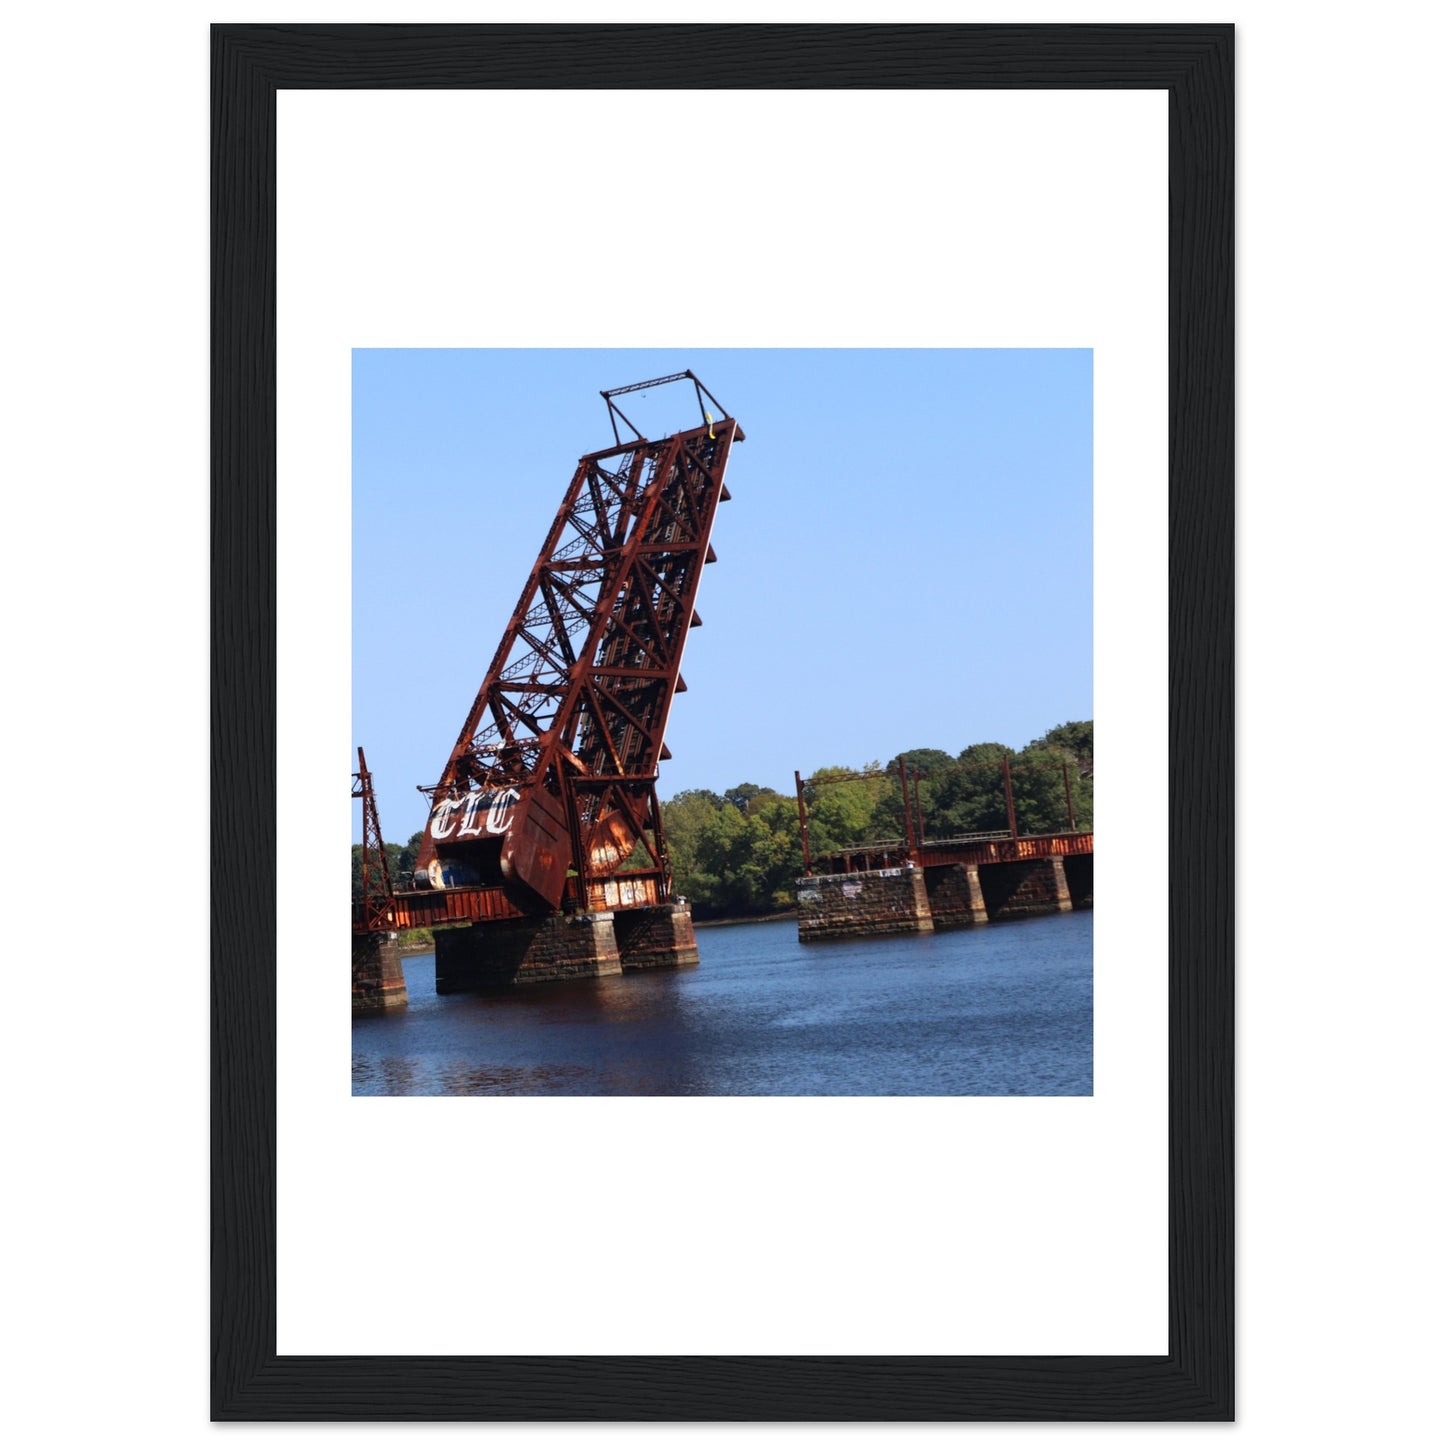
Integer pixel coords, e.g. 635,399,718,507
352,911,1092,1096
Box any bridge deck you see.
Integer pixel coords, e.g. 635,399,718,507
383,870,669,932
813,831,1093,876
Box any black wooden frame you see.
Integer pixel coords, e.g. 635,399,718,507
212,23,1232,1421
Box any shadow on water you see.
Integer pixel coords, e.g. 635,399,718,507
351,912,1092,1098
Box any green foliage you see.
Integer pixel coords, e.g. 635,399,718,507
351,839,404,902
661,786,804,918
351,829,425,903
723,782,771,813
1030,719,1093,763
921,743,1013,837
891,747,957,775
397,831,424,884
802,765,887,856
1016,739,1093,832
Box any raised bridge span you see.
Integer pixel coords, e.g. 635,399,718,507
352,373,741,1009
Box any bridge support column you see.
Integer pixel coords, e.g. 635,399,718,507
796,865,934,943
613,902,700,970
352,932,408,1015
435,912,621,992
925,864,990,927
979,856,1074,921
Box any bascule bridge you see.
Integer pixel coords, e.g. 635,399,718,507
352,373,741,1009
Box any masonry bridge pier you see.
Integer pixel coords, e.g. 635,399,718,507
796,833,1093,943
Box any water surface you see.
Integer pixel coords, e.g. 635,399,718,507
352,912,1092,1096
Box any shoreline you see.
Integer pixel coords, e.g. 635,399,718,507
692,909,796,929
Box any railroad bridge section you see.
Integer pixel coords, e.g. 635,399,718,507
796,833,1093,943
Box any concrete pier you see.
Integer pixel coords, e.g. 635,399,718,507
613,901,700,970
352,932,408,1014
434,911,622,993
796,866,934,943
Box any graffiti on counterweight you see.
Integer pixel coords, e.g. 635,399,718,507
428,787,521,841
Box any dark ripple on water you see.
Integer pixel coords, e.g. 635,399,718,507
351,912,1092,1097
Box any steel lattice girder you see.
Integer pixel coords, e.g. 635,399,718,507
415,406,741,911
351,747,396,933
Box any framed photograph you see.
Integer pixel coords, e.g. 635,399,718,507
349,346,1097,1096
214,23,1232,1420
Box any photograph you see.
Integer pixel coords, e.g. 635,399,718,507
350,348,1094,1097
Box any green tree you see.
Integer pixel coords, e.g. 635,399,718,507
1030,719,1093,766
803,764,888,855
723,782,772,813
754,791,807,906
351,839,404,903
920,743,1015,837
1014,720,1093,832
662,782,806,917
870,747,958,840
396,830,424,885
1010,750,1091,833
660,788,726,897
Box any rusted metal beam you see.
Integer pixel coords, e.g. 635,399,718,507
899,758,917,854
351,746,396,933
795,770,813,877
813,830,1094,877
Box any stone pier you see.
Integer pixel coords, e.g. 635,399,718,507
612,901,700,970
977,856,1074,921
434,911,621,993
796,866,934,943
797,850,1088,941
924,863,990,928
352,932,408,1015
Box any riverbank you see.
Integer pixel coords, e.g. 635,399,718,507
692,909,796,929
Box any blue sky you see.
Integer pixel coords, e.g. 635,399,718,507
353,349,1091,842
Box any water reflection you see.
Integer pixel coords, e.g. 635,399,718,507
434,1060,593,1096
351,913,1092,1097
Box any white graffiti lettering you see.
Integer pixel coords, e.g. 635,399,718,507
431,787,521,840
456,791,488,838
486,787,521,835
429,796,463,840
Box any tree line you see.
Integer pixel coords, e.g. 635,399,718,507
660,720,1092,919
353,720,1092,923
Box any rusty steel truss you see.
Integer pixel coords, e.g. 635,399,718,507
351,747,396,933
404,372,742,917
